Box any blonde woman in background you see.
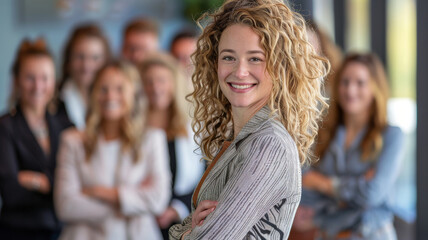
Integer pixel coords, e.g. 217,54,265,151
301,53,404,240
55,60,171,240
139,53,205,239
169,0,329,239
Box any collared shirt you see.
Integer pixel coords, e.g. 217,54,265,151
61,80,86,130
169,105,302,240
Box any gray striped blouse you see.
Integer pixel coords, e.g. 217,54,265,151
169,106,302,240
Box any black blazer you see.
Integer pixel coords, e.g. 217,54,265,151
0,106,72,231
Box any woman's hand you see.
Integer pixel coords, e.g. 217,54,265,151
157,206,180,228
18,171,50,193
82,186,119,205
191,200,218,228
180,200,218,239
140,175,152,187
365,168,376,180
303,171,333,196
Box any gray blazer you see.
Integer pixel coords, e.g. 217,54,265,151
169,106,301,240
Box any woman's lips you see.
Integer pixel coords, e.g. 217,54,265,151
227,82,256,93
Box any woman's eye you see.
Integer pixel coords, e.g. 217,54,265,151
100,86,108,94
92,55,100,62
357,79,366,87
250,57,262,62
222,56,235,61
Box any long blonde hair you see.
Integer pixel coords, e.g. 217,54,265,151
84,60,145,162
316,53,389,161
139,53,189,140
190,0,329,165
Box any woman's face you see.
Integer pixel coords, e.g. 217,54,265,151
17,56,55,110
95,67,133,122
122,31,159,64
217,24,272,111
70,37,106,88
171,37,197,70
338,62,374,116
142,65,174,111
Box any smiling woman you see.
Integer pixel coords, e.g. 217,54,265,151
54,60,171,240
0,38,72,240
299,53,404,239
217,24,273,125
169,0,329,239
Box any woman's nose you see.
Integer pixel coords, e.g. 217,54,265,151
234,61,250,79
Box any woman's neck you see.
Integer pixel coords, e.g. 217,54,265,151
232,101,266,139
147,108,170,131
343,111,370,132
74,80,89,104
101,120,121,141
343,111,370,148
21,104,46,125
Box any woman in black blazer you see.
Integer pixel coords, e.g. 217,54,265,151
0,38,72,240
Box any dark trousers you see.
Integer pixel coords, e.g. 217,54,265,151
0,225,60,240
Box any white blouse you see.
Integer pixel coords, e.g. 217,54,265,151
55,128,171,240
61,80,86,130
170,128,205,220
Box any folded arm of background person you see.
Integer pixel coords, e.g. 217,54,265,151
0,122,51,209
117,129,171,217
54,131,115,223
55,129,171,223
304,126,404,209
331,127,404,208
180,135,301,240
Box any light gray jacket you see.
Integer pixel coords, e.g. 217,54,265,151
170,106,301,240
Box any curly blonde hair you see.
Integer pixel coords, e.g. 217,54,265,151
190,0,329,165
84,60,145,163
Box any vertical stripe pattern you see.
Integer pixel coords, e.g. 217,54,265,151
169,106,302,240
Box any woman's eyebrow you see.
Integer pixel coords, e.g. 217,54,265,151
219,49,265,55
247,50,265,55
220,49,235,54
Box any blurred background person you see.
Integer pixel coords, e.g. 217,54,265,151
0,38,72,240
121,18,160,65
58,24,111,130
289,19,344,240
169,28,198,85
299,53,404,240
306,19,343,96
54,60,171,240
139,53,205,240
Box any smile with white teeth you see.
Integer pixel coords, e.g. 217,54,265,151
104,101,121,110
230,83,254,89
